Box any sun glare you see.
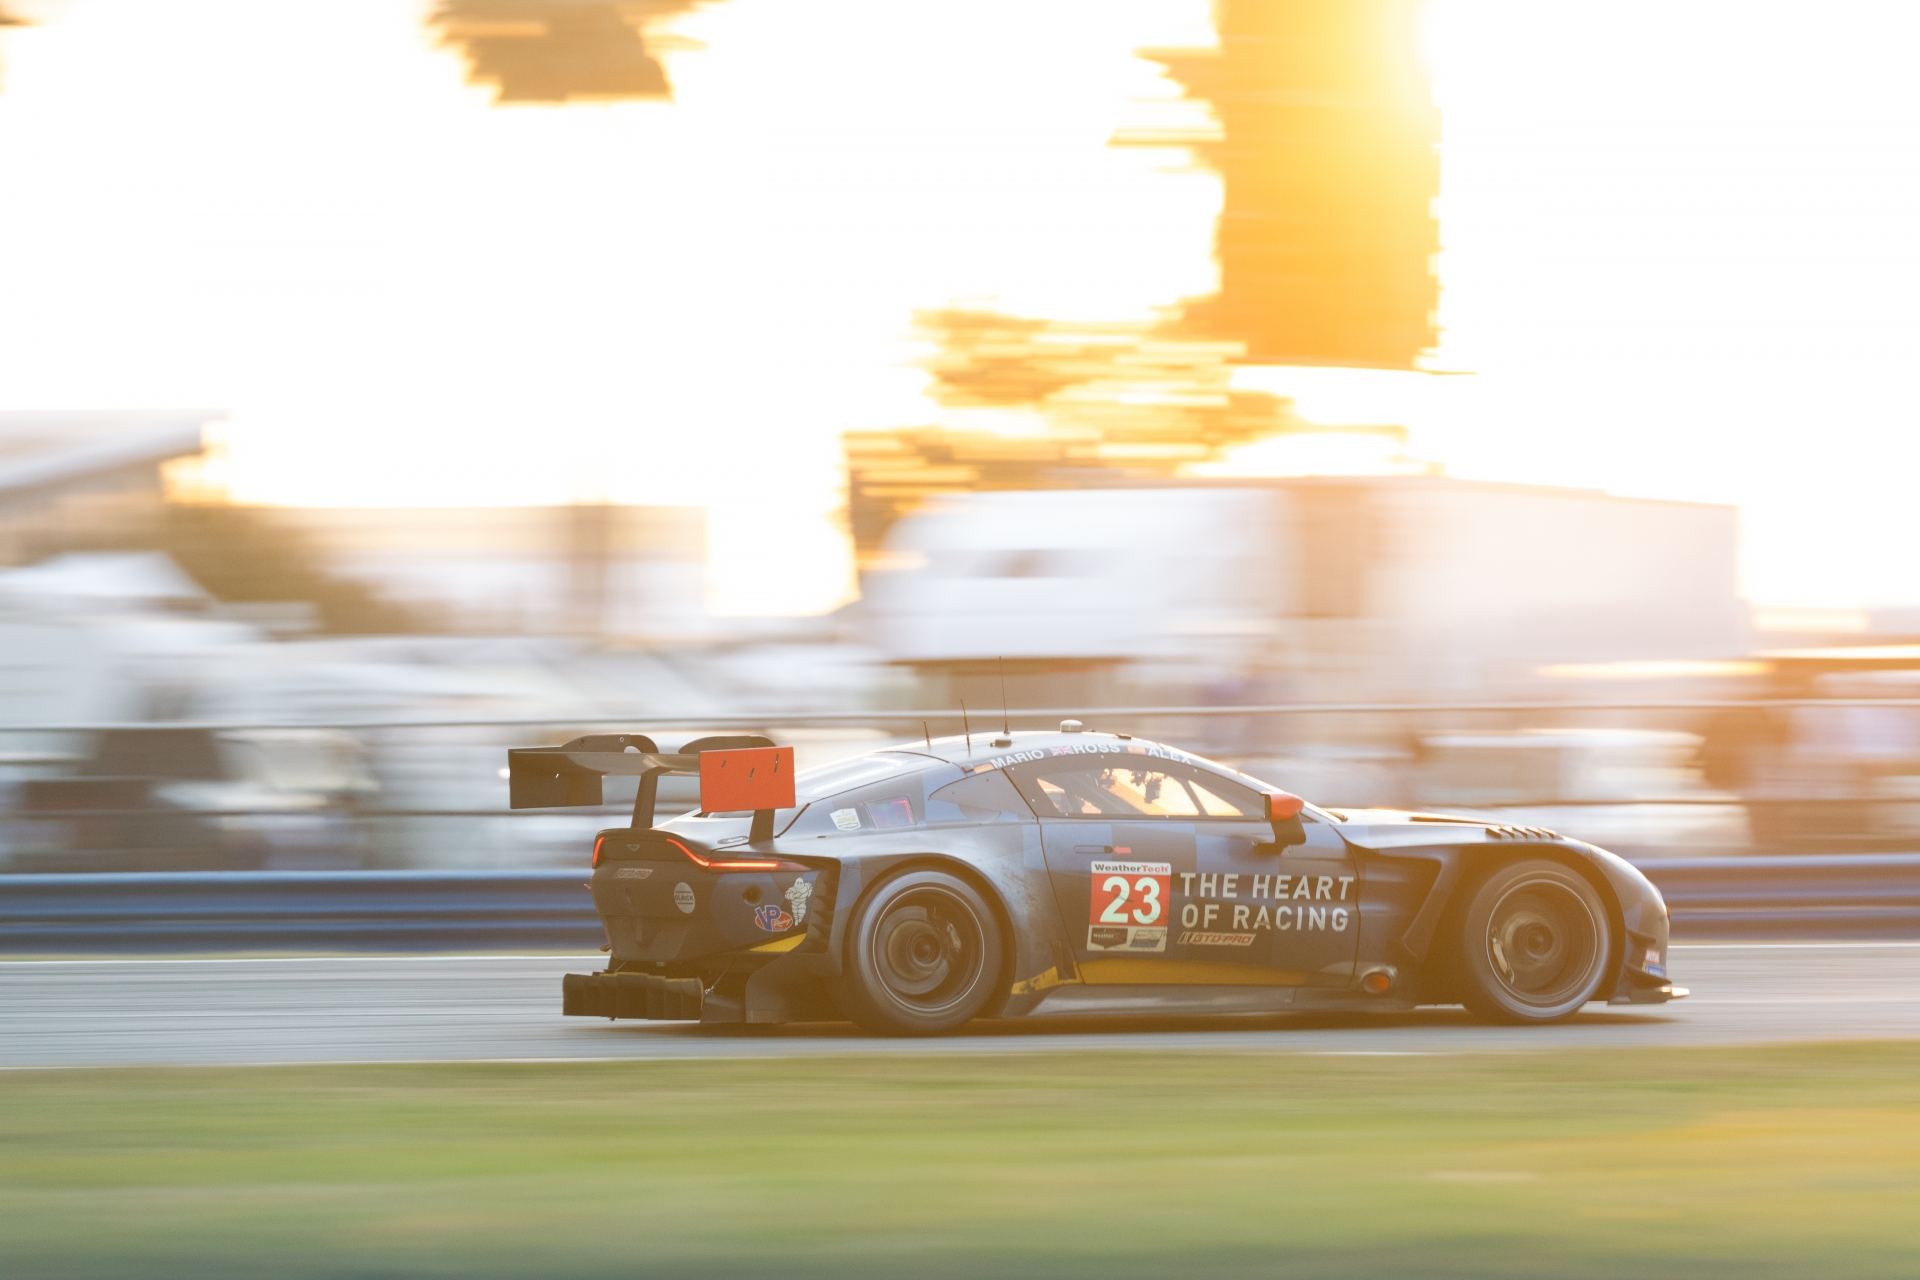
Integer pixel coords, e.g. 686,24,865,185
0,1,1917,612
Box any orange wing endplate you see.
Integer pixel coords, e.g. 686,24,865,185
698,746,796,813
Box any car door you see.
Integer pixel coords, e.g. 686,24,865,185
1004,748,1360,984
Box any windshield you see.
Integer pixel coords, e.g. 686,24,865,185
1183,752,1341,823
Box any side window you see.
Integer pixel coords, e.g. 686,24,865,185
1006,756,1266,819
1186,775,1263,818
782,777,927,836
927,769,1032,823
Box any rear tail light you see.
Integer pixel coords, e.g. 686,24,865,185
593,831,805,873
662,835,806,873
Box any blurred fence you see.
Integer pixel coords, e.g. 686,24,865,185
5,856,1920,955
5,700,1920,872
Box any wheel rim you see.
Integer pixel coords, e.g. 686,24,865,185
867,887,986,1015
1483,878,1603,1009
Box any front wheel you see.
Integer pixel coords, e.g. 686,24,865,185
834,868,1003,1036
1455,859,1613,1024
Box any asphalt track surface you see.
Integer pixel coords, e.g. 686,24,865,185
4,944,1919,1069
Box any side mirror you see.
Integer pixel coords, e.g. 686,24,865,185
1263,791,1306,849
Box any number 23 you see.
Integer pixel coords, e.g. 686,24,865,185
1099,875,1163,925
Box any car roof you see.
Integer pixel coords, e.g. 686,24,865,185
870,729,1194,767
844,731,1333,820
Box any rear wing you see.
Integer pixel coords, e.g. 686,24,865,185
507,733,796,840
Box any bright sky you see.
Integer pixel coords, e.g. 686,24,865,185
0,0,1916,613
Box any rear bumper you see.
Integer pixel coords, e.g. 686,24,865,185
562,971,703,1020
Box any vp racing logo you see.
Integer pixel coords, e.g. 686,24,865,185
753,904,794,932
754,876,813,932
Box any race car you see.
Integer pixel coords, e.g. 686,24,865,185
510,722,1682,1035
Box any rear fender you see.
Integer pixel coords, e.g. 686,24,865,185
715,851,1044,1026
819,852,1039,1020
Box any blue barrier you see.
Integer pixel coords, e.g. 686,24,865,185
4,856,1920,954
1637,853,1920,937
0,870,603,954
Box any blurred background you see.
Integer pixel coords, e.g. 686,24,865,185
1,0,1917,874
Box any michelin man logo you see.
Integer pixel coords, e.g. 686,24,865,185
784,877,812,925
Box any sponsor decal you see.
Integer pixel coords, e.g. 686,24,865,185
1644,946,1666,978
1179,930,1256,947
785,877,813,924
753,903,795,932
613,867,651,880
1178,900,1351,933
672,882,696,914
1088,860,1171,954
1088,924,1167,953
1178,871,1355,903
1173,871,1357,933
985,748,1050,771
831,807,862,832
1045,742,1199,764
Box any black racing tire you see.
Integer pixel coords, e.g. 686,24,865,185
834,868,1003,1036
1454,859,1613,1025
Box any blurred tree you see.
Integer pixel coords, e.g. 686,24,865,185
430,0,714,104
843,308,1359,564
1122,0,1441,369
848,2,1441,561
916,308,1302,454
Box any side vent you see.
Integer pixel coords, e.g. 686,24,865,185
800,864,840,952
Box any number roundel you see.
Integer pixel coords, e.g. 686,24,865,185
1086,860,1174,956
1090,862,1171,926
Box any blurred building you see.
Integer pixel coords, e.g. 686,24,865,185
860,476,1744,707
267,504,708,639
0,411,211,565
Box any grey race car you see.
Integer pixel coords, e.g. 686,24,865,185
512,723,1682,1035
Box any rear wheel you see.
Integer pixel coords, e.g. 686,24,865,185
835,868,1002,1036
1455,859,1612,1024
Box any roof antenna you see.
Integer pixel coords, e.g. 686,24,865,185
999,656,1010,735
961,699,972,755
923,720,933,752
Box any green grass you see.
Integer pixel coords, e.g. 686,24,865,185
5,1044,1920,1278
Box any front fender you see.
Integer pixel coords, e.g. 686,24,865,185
1344,829,1668,992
